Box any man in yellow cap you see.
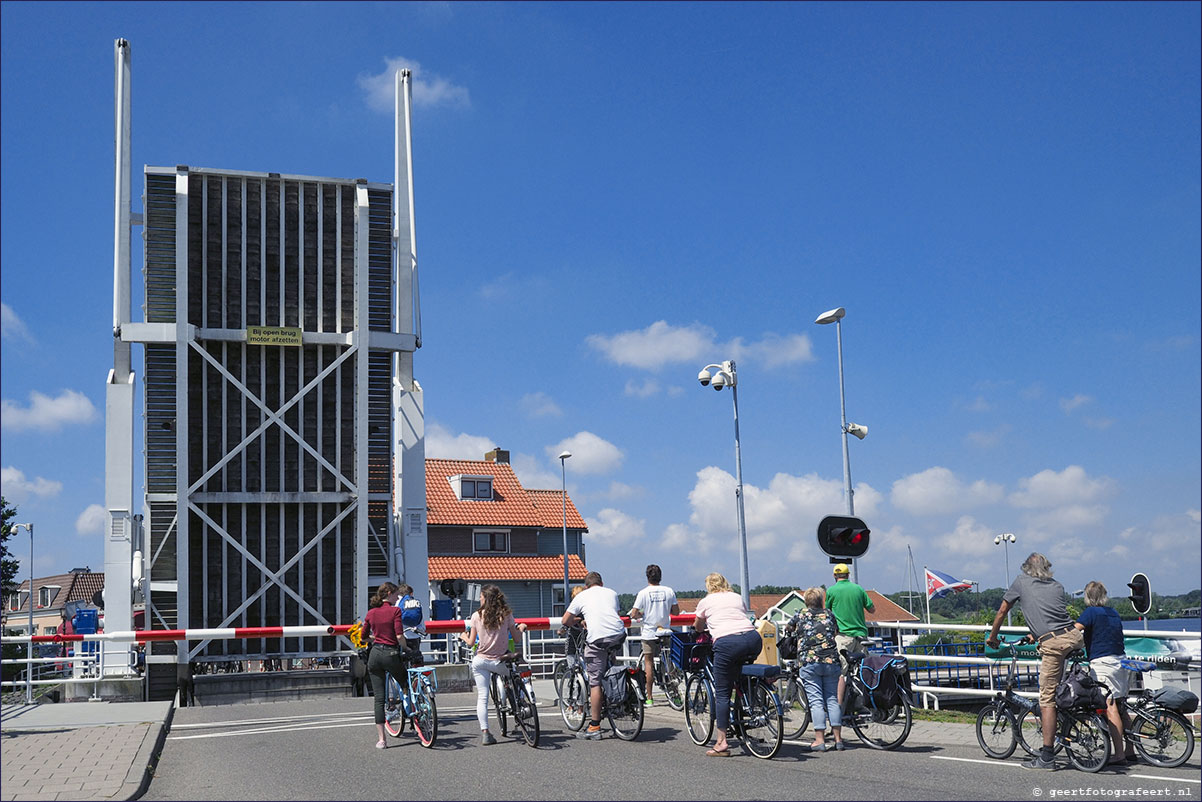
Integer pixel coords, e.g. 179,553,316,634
825,563,874,671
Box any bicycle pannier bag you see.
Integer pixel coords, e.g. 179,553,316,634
602,665,628,707
859,655,908,710
1151,687,1198,714
1054,663,1107,710
777,621,799,661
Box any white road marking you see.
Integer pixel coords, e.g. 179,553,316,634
1129,774,1201,784
169,720,372,740
929,755,1022,767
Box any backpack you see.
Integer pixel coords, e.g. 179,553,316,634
602,665,629,707
1152,687,1199,714
1055,663,1108,710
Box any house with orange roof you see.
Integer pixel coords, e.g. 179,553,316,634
425,449,589,619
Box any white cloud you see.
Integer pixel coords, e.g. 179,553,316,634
586,508,646,547
891,467,1004,516
75,504,107,535
663,466,882,567
358,57,470,113
965,396,993,413
425,422,495,460
1083,417,1115,430
1,389,97,432
0,466,63,504
624,378,661,398
586,321,813,372
1059,394,1093,413
508,453,561,492
965,425,1010,448
1008,465,1113,509
546,432,623,475
1,302,33,344
519,392,562,419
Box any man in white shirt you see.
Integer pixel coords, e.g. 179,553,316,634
628,564,680,707
562,571,626,740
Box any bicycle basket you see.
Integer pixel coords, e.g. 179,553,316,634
1151,687,1198,714
670,631,711,673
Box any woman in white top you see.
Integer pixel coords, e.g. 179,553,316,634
460,584,526,746
692,572,761,757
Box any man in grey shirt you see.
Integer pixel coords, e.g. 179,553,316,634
987,552,1084,771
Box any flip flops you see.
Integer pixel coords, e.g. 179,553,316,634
706,748,732,757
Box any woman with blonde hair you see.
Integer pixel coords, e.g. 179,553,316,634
692,572,760,757
794,587,843,751
1074,581,1134,763
361,581,403,749
461,584,526,745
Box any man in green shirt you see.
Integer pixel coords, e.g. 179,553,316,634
824,563,874,671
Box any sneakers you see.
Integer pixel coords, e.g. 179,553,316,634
576,724,603,740
1021,754,1056,771
644,697,654,708
481,731,497,746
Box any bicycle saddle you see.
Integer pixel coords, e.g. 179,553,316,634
846,651,867,663
741,663,780,679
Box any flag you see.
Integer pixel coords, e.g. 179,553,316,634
926,568,973,600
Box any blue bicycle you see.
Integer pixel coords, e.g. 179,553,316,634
683,655,784,759
383,664,438,747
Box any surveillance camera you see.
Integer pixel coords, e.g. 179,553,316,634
711,372,726,390
994,536,1001,545
697,369,711,387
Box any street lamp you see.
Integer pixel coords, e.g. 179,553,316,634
994,532,1016,626
697,360,751,612
815,306,868,583
12,522,34,704
559,451,572,606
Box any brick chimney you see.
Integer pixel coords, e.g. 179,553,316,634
484,448,509,464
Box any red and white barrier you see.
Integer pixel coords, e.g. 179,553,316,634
5,613,699,644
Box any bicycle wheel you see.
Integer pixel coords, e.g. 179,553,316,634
1132,708,1194,768
1017,706,1065,757
684,673,715,746
778,675,811,741
410,676,438,748
976,703,1018,759
608,672,645,741
559,666,587,732
383,674,406,738
662,659,686,711
851,694,912,750
552,659,569,701
736,682,784,759
1064,711,1110,773
491,673,509,737
513,679,540,747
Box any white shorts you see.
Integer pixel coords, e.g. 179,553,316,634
1090,655,1130,700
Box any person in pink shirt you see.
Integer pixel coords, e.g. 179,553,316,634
461,584,527,746
692,572,761,757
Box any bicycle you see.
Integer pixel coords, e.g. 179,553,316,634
977,637,1042,759
837,649,913,750
647,633,686,710
1012,651,1113,773
1114,657,1195,768
775,658,812,740
683,654,784,759
488,654,540,747
551,626,587,703
382,662,439,748
558,641,645,740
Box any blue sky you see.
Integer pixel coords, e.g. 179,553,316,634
2,2,1199,602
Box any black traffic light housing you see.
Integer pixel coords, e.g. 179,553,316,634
1127,572,1151,616
817,515,871,559
440,578,468,598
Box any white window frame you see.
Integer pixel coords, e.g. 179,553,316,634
7,593,20,612
39,586,59,608
472,529,509,554
450,474,494,501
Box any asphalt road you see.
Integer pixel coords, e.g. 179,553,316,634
144,691,1201,801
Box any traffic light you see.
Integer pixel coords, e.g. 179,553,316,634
1127,572,1151,616
817,515,871,559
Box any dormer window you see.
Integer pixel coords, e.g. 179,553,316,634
39,586,60,608
7,593,20,612
450,474,493,501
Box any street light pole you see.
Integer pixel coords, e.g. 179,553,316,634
559,451,572,607
697,361,751,612
994,532,1016,627
14,522,34,704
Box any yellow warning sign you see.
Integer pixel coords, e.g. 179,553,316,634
246,326,302,347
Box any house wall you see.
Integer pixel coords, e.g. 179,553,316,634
428,526,473,554
536,529,584,556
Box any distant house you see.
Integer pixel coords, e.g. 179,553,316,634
4,569,104,637
425,449,588,619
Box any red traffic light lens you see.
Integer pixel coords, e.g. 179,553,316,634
850,533,862,544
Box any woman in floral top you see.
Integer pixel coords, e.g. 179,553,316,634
794,586,843,751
